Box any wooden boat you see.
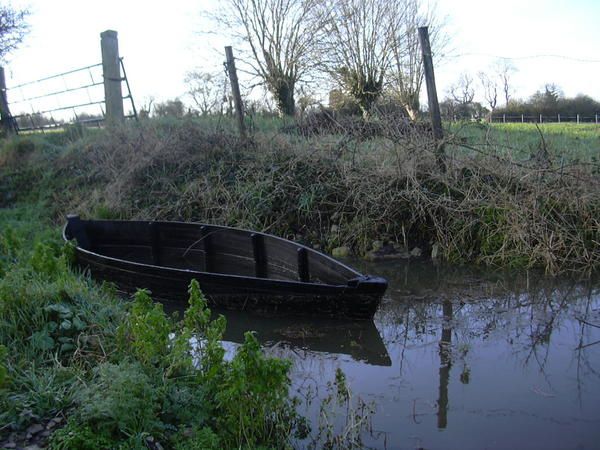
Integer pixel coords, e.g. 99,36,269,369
63,215,388,319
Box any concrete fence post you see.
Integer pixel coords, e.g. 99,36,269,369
101,30,124,122
577,114,580,124
0,67,15,134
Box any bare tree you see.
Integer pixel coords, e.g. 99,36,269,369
138,97,155,119
450,73,475,106
215,0,321,116
478,71,498,118
388,0,446,120
185,71,227,115
0,5,29,59
316,0,406,116
444,73,482,120
496,59,516,107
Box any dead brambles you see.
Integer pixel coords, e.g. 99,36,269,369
1,117,598,274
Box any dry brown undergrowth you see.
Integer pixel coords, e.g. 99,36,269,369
10,117,599,275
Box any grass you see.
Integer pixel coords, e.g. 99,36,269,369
448,121,600,163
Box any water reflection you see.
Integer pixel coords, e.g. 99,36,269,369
366,261,600,449
437,299,452,429
167,260,600,449
220,311,391,367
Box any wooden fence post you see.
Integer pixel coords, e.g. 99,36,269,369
418,26,445,172
0,67,15,134
101,30,124,123
224,46,246,140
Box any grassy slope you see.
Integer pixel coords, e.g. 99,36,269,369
1,118,599,273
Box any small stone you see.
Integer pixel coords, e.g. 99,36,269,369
331,246,350,258
330,224,339,233
27,424,44,436
3,443,16,449
410,247,422,257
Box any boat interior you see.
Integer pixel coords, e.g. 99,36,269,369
66,218,359,285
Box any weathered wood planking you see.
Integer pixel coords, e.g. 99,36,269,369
64,216,387,319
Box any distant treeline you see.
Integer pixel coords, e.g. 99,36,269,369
441,83,600,121
496,87,600,117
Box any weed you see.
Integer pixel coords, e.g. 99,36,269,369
117,289,172,367
308,367,376,450
4,117,599,273
77,360,162,438
216,331,302,448
48,419,114,450
171,426,221,450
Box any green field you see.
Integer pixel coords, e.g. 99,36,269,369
448,121,600,162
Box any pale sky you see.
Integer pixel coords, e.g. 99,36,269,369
4,0,600,117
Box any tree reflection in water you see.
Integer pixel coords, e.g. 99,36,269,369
215,261,600,449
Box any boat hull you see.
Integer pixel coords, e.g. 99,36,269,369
64,217,387,319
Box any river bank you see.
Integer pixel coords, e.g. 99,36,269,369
1,117,598,274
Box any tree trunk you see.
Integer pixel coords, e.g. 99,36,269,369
274,81,296,117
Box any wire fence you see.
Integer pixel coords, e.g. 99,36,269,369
5,58,137,133
490,113,599,124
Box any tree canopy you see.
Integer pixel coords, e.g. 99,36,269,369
0,4,29,60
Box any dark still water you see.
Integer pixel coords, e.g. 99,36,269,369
220,261,600,450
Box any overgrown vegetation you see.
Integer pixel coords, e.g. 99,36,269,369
1,116,598,274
